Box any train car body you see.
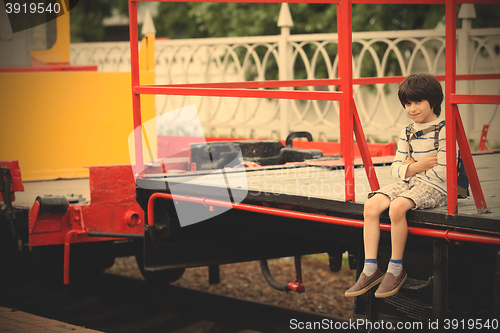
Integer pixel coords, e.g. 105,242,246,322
136,146,500,326
0,7,154,283
126,0,500,329
1,0,500,331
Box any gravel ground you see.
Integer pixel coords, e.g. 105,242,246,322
104,254,356,319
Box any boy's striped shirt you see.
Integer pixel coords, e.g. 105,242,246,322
390,118,447,194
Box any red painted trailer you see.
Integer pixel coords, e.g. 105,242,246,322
1,0,499,330
127,0,500,328
0,139,395,285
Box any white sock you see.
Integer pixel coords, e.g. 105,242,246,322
387,259,403,276
362,259,378,276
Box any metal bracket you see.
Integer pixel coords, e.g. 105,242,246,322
209,265,220,285
260,256,305,294
328,250,344,272
63,206,88,284
478,125,489,151
0,166,17,238
0,166,13,210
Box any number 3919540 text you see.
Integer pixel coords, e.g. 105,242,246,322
5,2,61,14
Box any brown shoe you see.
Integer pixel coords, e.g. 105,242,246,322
374,270,407,298
345,267,384,297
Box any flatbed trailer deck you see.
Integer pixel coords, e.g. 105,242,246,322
15,152,500,226
124,0,500,320
135,152,500,325
139,153,500,231
13,179,90,208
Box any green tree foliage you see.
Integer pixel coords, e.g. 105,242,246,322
154,2,204,39
70,0,112,42
473,5,500,29
154,3,499,39
153,3,498,81
70,1,499,80
70,2,499,42
70,0,128,42
352,4,445,32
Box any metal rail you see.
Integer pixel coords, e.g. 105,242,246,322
132,1,500,4
129,0,499,214
147,193,500,245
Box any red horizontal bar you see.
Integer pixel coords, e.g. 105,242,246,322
134,0,498,5
139,74,500,91
148,193,500,245
134,0,340,3
352,75,500,85
353,74,500,85
164,77,404,88
0,65,98,72
451,94,500,105
135,85,343,100
354,0,445,3
451,74,500,81
166,79,341,89
133,0,434,4
355,0,498,3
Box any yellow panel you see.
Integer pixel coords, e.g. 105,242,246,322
140,34,155,71
0,71,155,180
31,10,70,64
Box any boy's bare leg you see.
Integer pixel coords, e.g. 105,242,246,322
344,194,391,297
374,196,414,298
388,197,416,260
363,194,391,259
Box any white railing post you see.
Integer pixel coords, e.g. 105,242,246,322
278,3,293,140
457,4,476,150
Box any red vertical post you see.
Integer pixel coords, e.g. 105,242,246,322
352,98,380,192
338,0,354,201
445,0,458,215
478,125,489,152
454,105,488,212
128,0,144,174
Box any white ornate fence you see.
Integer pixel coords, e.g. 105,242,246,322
70,7,500,144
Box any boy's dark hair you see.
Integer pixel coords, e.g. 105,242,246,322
398,73,443,116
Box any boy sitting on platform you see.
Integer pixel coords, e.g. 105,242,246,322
345,73,447,298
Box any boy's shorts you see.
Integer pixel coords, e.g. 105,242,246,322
368,177,447,209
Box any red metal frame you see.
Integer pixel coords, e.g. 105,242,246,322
129,0,500,4
147,193,500,245
352,98,380,192
478,125,489,151
155,74,500,89
129,0,498,214
0,160,24,203
444,0,496,214
28,165,144,247
338,0,355,200
0,65,98,73
28,165,144,284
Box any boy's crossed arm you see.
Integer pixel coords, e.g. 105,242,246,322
404,153,438,178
